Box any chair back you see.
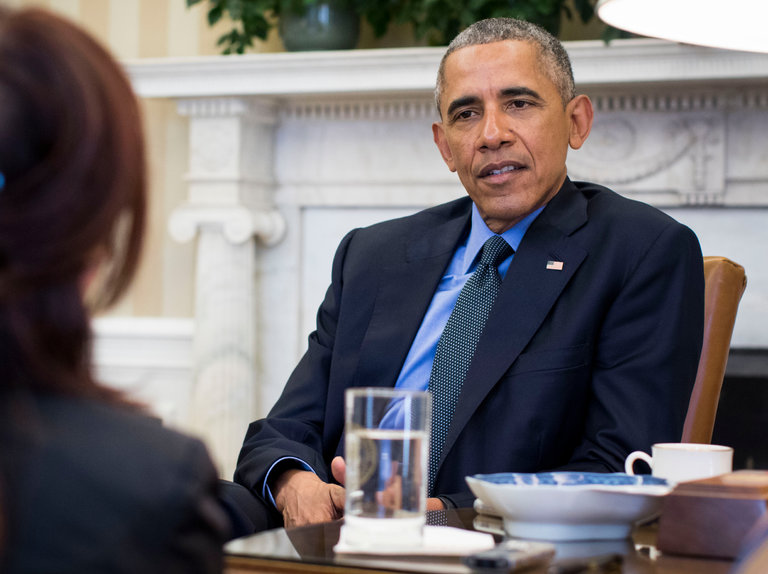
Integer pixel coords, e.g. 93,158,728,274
681,256,747,444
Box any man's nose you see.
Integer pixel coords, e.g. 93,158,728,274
478,109,512,150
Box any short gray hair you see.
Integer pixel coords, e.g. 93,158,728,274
434,18,575,115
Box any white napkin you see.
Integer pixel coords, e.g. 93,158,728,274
334,525,495,556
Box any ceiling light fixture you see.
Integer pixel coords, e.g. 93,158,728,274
596,0,768,53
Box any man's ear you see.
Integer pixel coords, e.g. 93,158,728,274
432,122,457,172
567,94,594,150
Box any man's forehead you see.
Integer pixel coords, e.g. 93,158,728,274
442,40,547,93
442,40,544,86
444,38,538,67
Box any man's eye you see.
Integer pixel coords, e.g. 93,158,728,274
455,109,475,120
510,100,530,109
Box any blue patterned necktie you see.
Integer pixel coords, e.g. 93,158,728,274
427,235,513,495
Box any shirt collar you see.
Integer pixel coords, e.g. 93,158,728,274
461,203,545,274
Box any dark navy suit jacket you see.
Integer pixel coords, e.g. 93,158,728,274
235,178,704,520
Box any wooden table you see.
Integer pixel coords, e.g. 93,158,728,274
225,509,735,574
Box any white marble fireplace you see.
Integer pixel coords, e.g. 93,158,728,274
99,40,768,477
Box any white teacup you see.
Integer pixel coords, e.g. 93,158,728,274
624,443,733,484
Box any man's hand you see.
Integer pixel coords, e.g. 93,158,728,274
333,453,445,513
335,454,445,512
331,455,346,485
273,467,345,528
278,455,442,526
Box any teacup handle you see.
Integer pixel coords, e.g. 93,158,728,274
624,451,653,475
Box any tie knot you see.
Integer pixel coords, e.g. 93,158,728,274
479,235,513,268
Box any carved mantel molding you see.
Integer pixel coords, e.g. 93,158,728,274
126,39,768,98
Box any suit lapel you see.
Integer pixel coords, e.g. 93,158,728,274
438,180,590,469
352,203,471,389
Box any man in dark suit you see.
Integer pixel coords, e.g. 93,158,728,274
234,17,704,529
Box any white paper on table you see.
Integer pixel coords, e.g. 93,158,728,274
333,525,495,556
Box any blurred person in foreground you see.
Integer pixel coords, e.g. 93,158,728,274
233,17,705,529
0,7,228,572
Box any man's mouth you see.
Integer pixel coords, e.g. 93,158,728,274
488,165,518,176
479,162,524,178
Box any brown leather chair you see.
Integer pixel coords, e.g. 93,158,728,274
681,256,747,444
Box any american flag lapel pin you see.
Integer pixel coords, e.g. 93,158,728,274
546,260,564,271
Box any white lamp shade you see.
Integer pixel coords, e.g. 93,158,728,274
597,0,768,53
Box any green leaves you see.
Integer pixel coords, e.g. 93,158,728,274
188,0,601,54
571,0,595,22
188,0,277,54
384,0,598,46
354,0,399,37
207,4,224,26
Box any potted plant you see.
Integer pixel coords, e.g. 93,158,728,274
361,0,598,46
188,0,600,54
186,0,362,53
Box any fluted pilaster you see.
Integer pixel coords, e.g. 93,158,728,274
170,96,284,477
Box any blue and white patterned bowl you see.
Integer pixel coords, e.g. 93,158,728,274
466,472,672,541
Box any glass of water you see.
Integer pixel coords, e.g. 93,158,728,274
343,387,431,549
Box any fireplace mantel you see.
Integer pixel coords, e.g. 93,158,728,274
126,39,768,99
112,41,768,477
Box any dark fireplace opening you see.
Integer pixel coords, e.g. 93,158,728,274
712,349,768,470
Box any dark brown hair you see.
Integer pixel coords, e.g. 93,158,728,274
0,7,146,400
